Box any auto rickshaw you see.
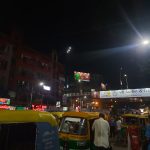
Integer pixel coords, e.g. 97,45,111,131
59,111,99,150
122,113,148,129
51,112,64,126
121,113,148,146
0,110,60,150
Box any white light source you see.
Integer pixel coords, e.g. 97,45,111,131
66,46,72,54
84,96,87,99
124,74,127,77
142,40,149,45
39,82,44,86
43,85,51,91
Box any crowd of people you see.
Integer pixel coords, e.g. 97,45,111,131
92,113,150,150
92,113,124,150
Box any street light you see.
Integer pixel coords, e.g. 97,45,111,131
65,46,72,98
124,74,129,89
30,82,51,109
43,85,51,91
142,40,149,45
39,82,44,86
39,83,51,107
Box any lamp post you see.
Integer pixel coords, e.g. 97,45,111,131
124,74,129,89
29,86,33,109
30,82,51,109
65,46,72,87
120,67,123,89
39,82,51,108
78,79,82,111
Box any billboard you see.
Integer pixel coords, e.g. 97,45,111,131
0,98,10,105
74,71,90,82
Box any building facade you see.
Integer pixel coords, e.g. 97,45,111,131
63,73,104,111
0,32,65,107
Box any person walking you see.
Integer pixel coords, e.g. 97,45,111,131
116,116,122,144
109,117,116,138
92,113,110,150
145,115,150,150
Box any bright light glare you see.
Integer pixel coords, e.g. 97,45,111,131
78,79,81,82
66,46,72,54
140,109,144,113
142,40,149,45
43,85,51,91
39,82,44,86
95,102,98,105
84,96,87,99
124,74,127,77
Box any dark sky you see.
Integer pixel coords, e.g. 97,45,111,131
1,0,150,89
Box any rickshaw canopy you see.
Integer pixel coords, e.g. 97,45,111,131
0,110,57,126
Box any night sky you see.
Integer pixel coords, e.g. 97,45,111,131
1,0,150,89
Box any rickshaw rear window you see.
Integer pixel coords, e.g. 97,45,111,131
0,123,36,150
59,117,87,135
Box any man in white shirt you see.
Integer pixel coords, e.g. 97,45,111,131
116,117,122,143
92,113,110,150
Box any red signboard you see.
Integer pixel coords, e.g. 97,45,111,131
32,104,47,111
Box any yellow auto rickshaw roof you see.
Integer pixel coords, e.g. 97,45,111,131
0,110,57,126
62,111,99,119
137,114,148,118
122,113,148,119
51,112,64,118
122,114,140,118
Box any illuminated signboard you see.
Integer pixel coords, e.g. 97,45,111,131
32,104,47,111
0,105,10,110
100,88,150,98
74,71,90,82
0,98,10,105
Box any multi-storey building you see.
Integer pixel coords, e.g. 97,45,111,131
0,32,65,107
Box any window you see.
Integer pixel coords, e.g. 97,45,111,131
59,117,87,135
0,123,36,150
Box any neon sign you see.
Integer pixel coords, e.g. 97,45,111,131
0,98,10,105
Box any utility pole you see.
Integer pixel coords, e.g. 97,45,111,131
29,86,33,109
124,74,129,89
78,79,82,111
120,67,123,89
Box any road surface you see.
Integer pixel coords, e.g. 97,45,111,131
112,143,128,150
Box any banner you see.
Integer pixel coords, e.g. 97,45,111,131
100,88,150,98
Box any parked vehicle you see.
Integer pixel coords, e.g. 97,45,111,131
59,111,99,150
0,110,60,150
121,113,148,146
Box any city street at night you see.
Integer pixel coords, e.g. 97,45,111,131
0,0,150,150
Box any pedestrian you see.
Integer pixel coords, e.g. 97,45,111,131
116,116,122,144
92,113,110,150
109,116,116,138
145,115,150,150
